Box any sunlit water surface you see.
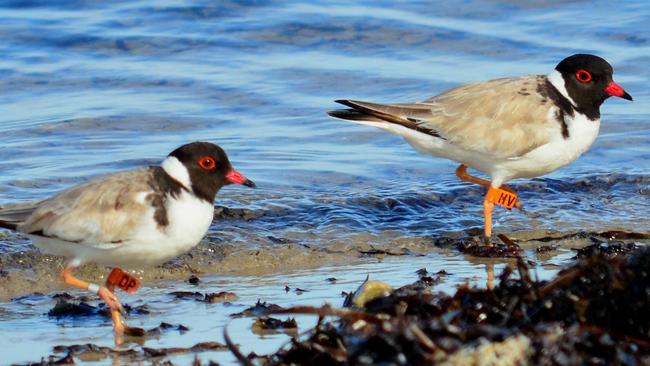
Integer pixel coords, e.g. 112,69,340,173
0,1,648,364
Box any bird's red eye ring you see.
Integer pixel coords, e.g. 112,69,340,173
575,69,592,83
198,156,216,171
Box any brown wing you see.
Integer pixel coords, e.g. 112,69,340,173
0,201,43,230
330,75,553,158
329,100,442,137
14,168,157,245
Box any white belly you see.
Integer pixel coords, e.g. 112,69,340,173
346,109,600,188
33,190,215,268
493,112,600,184
118,190,215,266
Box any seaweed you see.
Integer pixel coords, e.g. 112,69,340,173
294,288,308,295
358,247,410,256
146,322,190,335
47,298,150,318
230,300,285,318
19,341,226,365
573,241,637,258
252,317,298,336
188,274,201,285
142,342,226,357
434,230,648,259
253,247,650,366
536,244,559,253
214,206,262,221
170,291,238,303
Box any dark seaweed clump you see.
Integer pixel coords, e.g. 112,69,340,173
258,247,650,366
19,341,226,365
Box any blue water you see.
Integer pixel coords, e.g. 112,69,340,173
1,1,648,239
1,1,649,239
0,1,648,364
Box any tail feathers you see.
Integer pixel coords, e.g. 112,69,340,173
333,99,416,125
328,99,442,138
0,202,38,232
0,219,18,231
327,109,384,122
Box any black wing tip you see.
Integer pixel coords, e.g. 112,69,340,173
0,220,18,231
327,109,380,122
330,99,379,121
334,99,358,108
327,109,356,119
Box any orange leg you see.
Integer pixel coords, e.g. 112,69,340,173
455,165,521,206
456,164,522,244
62,267,125,334
486,263,495,290
104,274,126,335
455,164,491,187
483,190,495,244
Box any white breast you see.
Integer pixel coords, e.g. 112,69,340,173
494,108,600,184
85,190,215,267
166,190,215,248
141,191,214,264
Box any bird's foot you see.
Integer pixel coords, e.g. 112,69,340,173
98,286,123,314
110,308,126,335
98,286,129,336
482,235,492,246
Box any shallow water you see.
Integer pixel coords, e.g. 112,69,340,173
0,0,648,364
2,248,575,365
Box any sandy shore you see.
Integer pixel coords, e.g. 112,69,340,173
2,227,646,301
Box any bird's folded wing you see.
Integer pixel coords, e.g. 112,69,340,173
420,76,554,158
337,76,555,159
0,201,44,230
15,168,158,246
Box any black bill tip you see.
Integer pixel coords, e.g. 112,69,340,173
621,91,633,101
242,179,256,188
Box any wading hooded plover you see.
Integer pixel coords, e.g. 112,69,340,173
329,54,632,243
0,141,255,336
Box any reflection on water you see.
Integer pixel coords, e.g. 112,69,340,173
0,251,574,365
0,0,648,364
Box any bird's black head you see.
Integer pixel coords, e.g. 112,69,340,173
555,54,632,117
168,141,255,203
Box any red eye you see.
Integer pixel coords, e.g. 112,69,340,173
575,69,592,83
198,156,216,171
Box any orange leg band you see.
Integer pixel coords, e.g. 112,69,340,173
456,164,522,209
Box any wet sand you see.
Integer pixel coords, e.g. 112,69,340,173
2,226,648,365
1,225,646,302
0,0,648,364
